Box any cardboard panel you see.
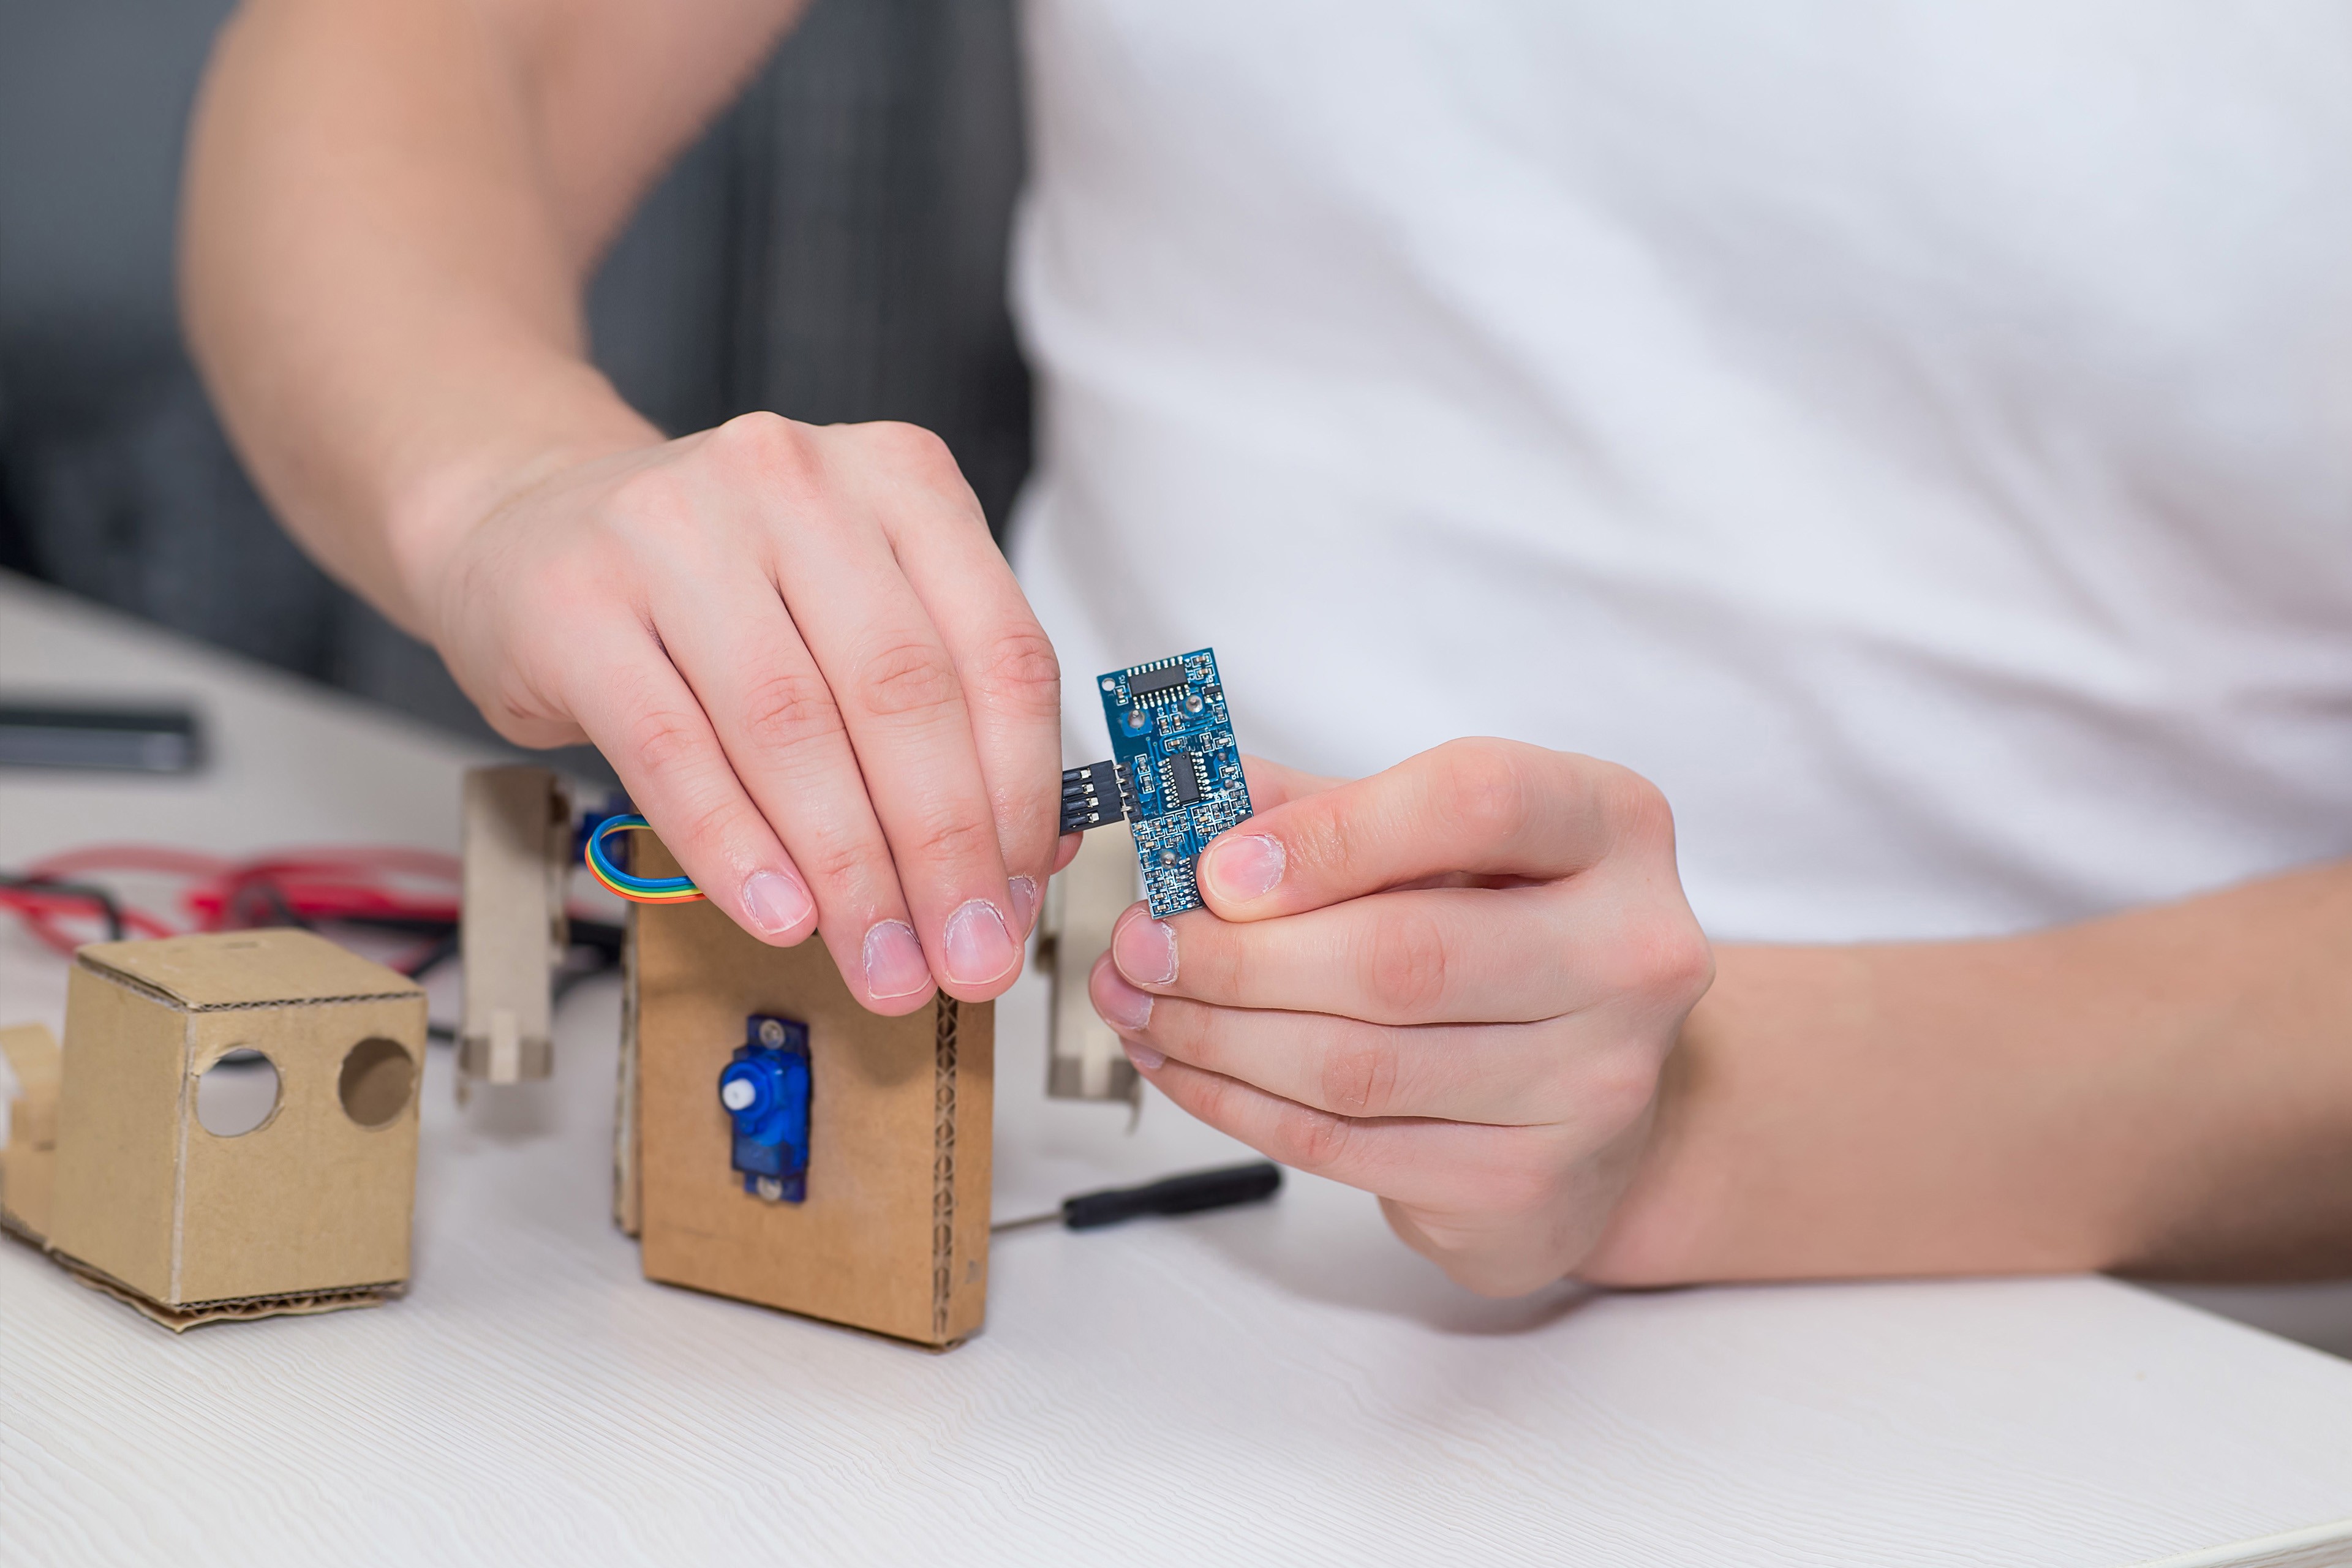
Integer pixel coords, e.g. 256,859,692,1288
459,766,567,1084
1,1022,62,1240
43,1255,400,1332
2,1021,62,1147
612,930,643,1238
48,966,189,1302
635,861,991,1346
1046,821,1142,1101
946,1005,994,1344
175,996,424,1304
79,929,423,1010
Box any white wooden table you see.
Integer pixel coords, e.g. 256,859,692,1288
4,570,2350,1567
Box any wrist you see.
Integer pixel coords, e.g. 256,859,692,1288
1574,944,1785,1287
379,358,657,641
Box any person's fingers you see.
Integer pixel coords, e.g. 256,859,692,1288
1121,1038,1578,1220
714,415,1022,1001
1236,754,1343,813
1108,883,1607,1024
1088,956,1633,1126
859,424,1063,935
642,558,936,1012
556,623,820,953
1197,738,1664,922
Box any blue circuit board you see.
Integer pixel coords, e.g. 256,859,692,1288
1091,649,1254,918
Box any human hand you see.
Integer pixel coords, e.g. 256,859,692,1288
418,413,1069,1012
1087,741,1713,1294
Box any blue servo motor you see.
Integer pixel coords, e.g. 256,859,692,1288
718,1015,811,1202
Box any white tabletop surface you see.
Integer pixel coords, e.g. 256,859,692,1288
4,569,2351,1568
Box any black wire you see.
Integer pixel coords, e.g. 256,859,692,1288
227,873,314,931
567,918,626,961
401,928,461,980
0,872,127,940
417,933,625,1047
335,914,467,937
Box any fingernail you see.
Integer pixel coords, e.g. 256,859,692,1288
862,920,932,999
741,870,814,937
1008,875,1039,937
943,899,1018,986
1204,834,1286,903
1113,914,1178,986
1123,1038,1166,1072
1095,966,1154,1031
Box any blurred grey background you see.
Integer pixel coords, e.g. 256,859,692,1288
0,0,1031,769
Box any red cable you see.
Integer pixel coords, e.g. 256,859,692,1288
7,843,466,954
6,842,623,963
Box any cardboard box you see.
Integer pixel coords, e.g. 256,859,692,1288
629,842,992,1348
43,930,426,1329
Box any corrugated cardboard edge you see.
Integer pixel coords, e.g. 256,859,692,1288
75,965,419,1014
1,1211,400,1331
931,998,961,1344
612,911,643,1237
76,928,424,1011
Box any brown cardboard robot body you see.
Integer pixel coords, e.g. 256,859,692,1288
627,842,993,1348
45,930,426,1321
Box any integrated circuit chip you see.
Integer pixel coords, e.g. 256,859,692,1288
1164,754,1204,806
1125,660,1194,702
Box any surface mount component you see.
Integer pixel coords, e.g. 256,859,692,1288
719,1014,812,1203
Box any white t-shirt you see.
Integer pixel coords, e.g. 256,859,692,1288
1007,1,2352,944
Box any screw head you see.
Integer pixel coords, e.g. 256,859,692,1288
758,1018,786,1047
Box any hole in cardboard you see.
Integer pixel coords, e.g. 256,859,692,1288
195,1052,280,1137
339,1038,415,1128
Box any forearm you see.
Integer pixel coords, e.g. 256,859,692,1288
1589,860,2352,1285
179,0,794,633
